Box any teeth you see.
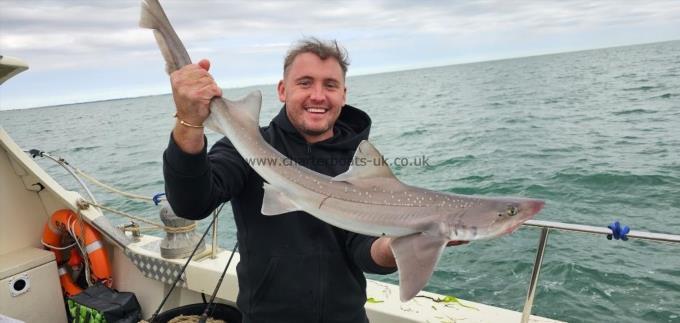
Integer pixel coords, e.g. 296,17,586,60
306,108,326,113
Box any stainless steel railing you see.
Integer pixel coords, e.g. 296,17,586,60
519,219,680,323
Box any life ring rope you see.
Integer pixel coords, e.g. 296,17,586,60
42,209,112,296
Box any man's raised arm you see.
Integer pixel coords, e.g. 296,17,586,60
170,58,222,154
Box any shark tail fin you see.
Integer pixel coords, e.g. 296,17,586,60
139,0,191,74
139,0,163,29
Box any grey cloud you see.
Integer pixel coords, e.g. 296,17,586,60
1,0,678,72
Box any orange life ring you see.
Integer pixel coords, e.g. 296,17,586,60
42,209,112,296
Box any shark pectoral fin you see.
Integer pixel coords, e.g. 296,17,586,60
261,183,300,216
391,233,448,302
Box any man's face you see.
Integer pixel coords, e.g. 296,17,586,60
278,52,346,143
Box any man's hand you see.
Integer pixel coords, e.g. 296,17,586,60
171,59,223,154
371,237,397,268
370,237,469,268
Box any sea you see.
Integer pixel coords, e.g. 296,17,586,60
2,40,679,323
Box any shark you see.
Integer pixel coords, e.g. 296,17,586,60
140,0,545,301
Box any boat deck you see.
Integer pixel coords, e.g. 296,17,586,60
117,234,564,323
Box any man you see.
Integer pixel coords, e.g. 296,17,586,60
163,38,398,323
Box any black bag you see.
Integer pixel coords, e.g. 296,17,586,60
67,283,141,323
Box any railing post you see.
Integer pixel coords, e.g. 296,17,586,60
211,212,219,259
521,227,550,323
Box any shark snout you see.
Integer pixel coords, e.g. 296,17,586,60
528,200,545,216
501,200,544,235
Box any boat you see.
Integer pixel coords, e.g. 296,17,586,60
3,55,678,322
0,56,28,86
0,56,573,323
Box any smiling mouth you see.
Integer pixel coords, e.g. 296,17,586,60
305,107,328,114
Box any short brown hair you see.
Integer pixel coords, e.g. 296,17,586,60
283,37,349,78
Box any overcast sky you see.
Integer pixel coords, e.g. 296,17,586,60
1,0,678,110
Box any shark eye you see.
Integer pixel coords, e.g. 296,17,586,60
506,206,519,217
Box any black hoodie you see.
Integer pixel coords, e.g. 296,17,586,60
163,105,396,323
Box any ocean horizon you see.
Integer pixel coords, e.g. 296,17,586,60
2,39,677,112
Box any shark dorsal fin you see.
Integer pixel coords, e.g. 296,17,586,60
332,140,401,186
229,90,263,124
205,90,262,134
